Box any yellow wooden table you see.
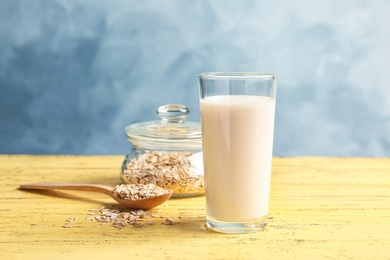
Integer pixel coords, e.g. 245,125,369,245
0,155,389,259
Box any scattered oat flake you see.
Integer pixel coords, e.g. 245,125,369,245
83,205,179,230
162,216,178,225
63,223,72,228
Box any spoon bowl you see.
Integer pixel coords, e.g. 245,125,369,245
19,183,173,210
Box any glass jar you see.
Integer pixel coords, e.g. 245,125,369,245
120,104,204,198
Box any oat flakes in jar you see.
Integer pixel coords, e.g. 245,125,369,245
121,104,204,198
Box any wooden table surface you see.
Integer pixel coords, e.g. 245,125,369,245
0,155,389,259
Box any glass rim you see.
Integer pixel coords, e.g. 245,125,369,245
198,72,276,79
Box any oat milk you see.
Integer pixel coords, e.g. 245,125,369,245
200,95,275,222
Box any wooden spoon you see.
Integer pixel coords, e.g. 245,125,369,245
19,183,173,210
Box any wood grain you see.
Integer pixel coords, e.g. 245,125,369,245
0,155,389,259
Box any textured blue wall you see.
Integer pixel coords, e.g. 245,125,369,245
1,0,389,156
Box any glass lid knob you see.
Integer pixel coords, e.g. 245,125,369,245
157,104,189,123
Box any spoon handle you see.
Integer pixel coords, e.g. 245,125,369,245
19,183,113,196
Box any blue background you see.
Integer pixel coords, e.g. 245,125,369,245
1,0,390,156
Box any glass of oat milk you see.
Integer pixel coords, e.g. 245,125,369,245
198,72,276,233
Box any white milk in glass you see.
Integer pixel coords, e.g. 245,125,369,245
200,95,275,222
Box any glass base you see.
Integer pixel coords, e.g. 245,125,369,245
206,216,268,234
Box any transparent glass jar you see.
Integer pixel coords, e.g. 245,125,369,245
120,104,204,198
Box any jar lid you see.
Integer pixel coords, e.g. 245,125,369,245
125,104,202,150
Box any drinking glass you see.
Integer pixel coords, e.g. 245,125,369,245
198,72,277,233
